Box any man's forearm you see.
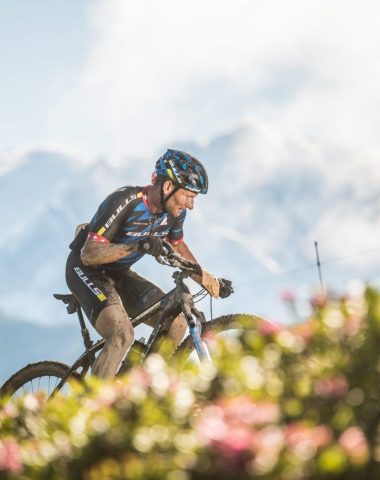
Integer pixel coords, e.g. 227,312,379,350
172,241,203,285
172,240,220,297
81,240,136,266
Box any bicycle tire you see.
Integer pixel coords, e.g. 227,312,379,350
0,361,81,399
174,313,267,358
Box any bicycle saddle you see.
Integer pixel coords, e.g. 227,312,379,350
53,293,80,314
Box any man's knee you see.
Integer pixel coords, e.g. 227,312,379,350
168,314,188,346
95,304,134,349
113,318,134,350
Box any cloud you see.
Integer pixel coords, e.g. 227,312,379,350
55,0,380,160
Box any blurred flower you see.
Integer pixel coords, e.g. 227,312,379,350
285,422,333,450
291,319,318,343
310,293,329,308
0,439,23,473
281,289,296,303
217,426,256,455
314,375,349,399
23,393,40,412
202,331,218,350
339,427,370,465
219,396,280,426
1,402,18,419
259,319,281,336
195,397,281,472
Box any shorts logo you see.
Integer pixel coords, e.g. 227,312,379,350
74,267,107,301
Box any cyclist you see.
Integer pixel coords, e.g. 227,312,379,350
66,149,233,378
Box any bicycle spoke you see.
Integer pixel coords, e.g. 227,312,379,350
54,376,60,391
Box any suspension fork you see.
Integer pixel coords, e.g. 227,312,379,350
179,289,212,362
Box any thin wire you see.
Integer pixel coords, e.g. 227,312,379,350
194,294,209,304
193,288,207,298
3,247,379,354
314,241,325,295
237,246,380,288
193,288,209,303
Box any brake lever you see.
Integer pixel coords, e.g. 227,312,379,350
162,240,175,257
156,241,202,275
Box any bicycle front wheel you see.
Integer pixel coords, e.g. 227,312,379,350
174,313,267,359
0,361,80,400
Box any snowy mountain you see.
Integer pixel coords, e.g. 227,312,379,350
1,120,380,383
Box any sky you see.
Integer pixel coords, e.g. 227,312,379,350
1,0,380,324
2,0,380,161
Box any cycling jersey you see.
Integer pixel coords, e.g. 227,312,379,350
70,185,186,271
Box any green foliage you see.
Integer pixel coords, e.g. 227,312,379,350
2,287,380,479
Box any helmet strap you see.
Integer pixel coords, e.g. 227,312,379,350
160,181,179,213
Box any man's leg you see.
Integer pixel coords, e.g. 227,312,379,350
166,314,188,349
92,304,134,378
118,270,188,352
66,251,134,379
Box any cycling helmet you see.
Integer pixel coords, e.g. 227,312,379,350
155,149,208,194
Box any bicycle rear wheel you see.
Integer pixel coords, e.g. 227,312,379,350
0,361,80,400
174,313,267,359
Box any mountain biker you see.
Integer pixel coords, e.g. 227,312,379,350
65,149,233,378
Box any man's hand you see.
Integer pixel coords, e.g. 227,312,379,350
137,236,165,257
201,270,234,299
218,278,234,298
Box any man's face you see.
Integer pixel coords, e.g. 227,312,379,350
166,186,197,217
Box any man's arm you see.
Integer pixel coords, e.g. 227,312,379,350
81,239,137,266
171,241,220,297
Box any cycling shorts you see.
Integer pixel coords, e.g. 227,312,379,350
65,250,165,326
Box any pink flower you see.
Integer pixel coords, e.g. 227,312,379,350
291,319,317,342
339,427,369,465
281,290,296,303
196,398,282,473
2,403,18,419
314,375,349,399
202,331,218,350
218,396,280,426
0,439,23,473
259,320,281,336
285,422,332,449
310,294,329,308
217,426,256,455
197,405,229,442
130,367,152,388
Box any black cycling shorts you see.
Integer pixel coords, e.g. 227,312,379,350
65,250,165,326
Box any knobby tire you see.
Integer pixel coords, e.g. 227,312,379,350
0,361,80,398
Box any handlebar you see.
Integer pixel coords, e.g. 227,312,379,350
155,241,202,276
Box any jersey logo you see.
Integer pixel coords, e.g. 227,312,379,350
97,192,142,235
125,231,168,237
159,217,168,226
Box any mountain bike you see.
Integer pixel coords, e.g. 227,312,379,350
0,244,263,400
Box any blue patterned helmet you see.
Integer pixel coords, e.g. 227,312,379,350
155,149,208,194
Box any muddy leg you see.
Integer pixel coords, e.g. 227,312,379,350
166,313,188,350
92,304,134,378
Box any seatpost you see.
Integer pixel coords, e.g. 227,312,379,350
76,307,93,351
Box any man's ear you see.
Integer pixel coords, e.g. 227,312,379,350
162,179,174,195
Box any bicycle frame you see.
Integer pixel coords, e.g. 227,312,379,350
52,268,211,395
